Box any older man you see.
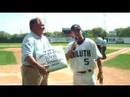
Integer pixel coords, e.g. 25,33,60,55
21,17,51,85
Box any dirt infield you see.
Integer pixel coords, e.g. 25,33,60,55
0,48,130,85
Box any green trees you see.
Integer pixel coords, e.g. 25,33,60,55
109,26,130,37
0,31,27,43
91,27,108,37
45,31,66,37
0,31,10,39
1,25,130,43
82,27,108,38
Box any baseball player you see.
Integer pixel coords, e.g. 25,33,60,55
95,35,103,54
101,37,107,59
65,24,103,85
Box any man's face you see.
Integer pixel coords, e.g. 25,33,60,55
33,19,45,36
71,29,82,41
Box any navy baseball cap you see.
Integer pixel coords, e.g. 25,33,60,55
71,24,81,31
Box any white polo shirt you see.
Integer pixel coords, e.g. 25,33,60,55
22,32,51,66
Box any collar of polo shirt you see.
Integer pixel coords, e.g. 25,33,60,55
31,32,43,39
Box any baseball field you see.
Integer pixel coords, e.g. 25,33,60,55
0,43,130,85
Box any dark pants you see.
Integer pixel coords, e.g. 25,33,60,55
102,46,107,59
97,45,102,54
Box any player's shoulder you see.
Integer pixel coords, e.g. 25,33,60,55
95,37,100,41
104,39,107,42
85,38,95,43
85,38,97,46
98,37,103,40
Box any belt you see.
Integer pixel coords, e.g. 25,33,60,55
77,69,92,73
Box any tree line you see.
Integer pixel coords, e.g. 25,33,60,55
0,31,27,43
0,26,130,43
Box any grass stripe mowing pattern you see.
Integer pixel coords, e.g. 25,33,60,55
0,51,16,65
104,54,130,69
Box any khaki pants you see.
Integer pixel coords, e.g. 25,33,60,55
21,65,49,85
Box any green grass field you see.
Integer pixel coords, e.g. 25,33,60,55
0,43,67,49
0,51,16,65
0,43,129,68
104,53,130,69
106,49,119,54
108,44,130,47
0,43,21,49
51,42,68,46
107,44,130,49
0,43,130,48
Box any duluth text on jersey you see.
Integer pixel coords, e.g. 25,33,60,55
73,50,91,57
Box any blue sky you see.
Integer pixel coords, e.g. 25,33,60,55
0,13,130,34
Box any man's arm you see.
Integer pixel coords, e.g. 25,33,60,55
96,58,103,84
65,49,74,60
65,42,77,60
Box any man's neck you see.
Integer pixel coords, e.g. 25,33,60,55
77,38,85,45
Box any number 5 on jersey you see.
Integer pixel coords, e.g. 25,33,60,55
84,58,89,65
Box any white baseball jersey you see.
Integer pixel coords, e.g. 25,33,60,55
95,37,103,46
102,39,107,47
66,38,102,73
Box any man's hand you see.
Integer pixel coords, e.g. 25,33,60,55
66,42,77,60
67,49,74,58
71,41,77,50
69,42,77,58
26,55,49,75
37,64,49,76
97,72,103,84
